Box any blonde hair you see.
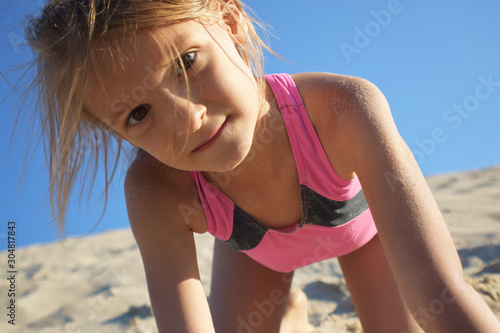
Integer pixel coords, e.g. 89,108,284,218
24,0,272,235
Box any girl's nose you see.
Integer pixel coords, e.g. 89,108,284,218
173,98,207,136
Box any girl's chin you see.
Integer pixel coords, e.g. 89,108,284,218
207,144,253,173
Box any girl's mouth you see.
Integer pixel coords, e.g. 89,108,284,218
192,117,228,153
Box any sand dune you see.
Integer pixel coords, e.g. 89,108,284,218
1,166,499,332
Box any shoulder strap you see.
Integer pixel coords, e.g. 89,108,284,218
188,171,234,240
265,74,361,201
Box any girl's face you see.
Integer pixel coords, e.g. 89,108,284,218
86,16,263,172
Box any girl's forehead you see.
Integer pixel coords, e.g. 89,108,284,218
146,19,222,47
84,19,224,124
98,18,221,76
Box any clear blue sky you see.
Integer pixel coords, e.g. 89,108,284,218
1,0,499,249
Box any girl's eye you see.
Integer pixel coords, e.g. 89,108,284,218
175,52,196,76
127,104,150,125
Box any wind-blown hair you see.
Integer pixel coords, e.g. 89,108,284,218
24,0,271,235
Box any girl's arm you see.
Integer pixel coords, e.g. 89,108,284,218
297,73,500,332
124,153,214,333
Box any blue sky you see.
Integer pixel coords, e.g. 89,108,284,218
1,0,499,249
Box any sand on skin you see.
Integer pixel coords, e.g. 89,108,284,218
1,166,499,332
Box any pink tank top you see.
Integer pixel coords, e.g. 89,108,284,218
188,73,377,272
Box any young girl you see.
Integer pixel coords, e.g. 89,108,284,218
24,0,500,332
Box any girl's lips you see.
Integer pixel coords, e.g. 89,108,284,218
193,118,228,153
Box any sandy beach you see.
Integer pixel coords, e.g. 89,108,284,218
1,166,499,332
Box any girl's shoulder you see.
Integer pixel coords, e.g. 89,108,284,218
290,72,385,119
290,72,388,138
124,150,207,233
290,72,391,179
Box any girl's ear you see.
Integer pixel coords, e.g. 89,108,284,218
218,1,248,44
